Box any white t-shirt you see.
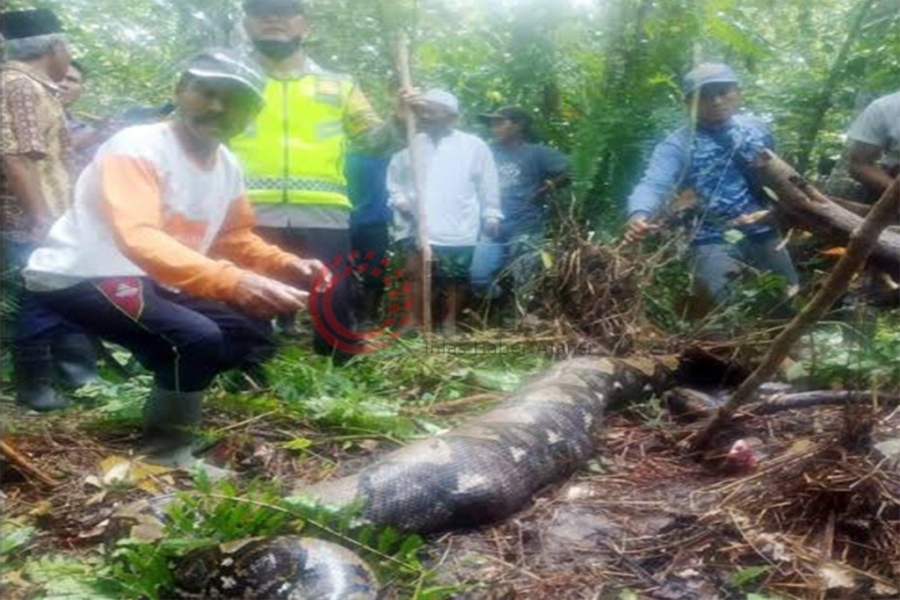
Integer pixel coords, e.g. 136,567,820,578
386,130,502,247
824,91,900,199
25,122,294,300
847,90,900,168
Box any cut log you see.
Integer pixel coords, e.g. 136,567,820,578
830,194,900,225
753,150,900,274
829,195,872,218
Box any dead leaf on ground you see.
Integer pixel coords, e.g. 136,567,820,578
97,456,173,493
818,562,856,589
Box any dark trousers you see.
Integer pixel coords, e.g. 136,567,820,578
35,277,275,392
350,222,390,325
257,226,358,355
350,222,390,292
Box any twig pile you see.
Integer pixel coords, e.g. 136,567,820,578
686,407,900,598
536,238,654,355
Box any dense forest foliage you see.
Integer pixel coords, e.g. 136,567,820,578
7,0,900,230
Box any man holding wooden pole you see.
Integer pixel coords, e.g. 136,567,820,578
387,89,502,333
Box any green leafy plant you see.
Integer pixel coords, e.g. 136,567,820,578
0,524,34,557
732,565,770,591
246,339,545,441
802,313,900,390
21,554,119,599
104,475,456,599
76,375,154,431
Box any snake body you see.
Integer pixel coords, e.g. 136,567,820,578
174,536,377,599
295,356,670,532
165,356,670,597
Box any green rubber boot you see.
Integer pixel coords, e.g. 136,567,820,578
140,388,231,480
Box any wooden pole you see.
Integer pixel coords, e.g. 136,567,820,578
396,33,432,335
690,175,900,452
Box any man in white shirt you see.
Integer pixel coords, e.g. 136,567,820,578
826,91,900,203
387,89,501,332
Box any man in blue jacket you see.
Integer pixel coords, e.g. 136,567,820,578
625,63,798,305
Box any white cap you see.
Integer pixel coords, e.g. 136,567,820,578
422,88,459,115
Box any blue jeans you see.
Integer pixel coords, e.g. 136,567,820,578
471,232,542,300
691,233,798,304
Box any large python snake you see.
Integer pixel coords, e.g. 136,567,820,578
173,536,377,599
123,356,672,598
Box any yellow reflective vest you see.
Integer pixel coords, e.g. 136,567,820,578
230,72,355,210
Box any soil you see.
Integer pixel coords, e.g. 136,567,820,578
2,394,898,600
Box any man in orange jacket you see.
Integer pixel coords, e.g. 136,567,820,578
24,49,324,472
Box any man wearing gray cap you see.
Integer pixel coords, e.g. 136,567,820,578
387,89,501,331
23,49,324,472
625,63,798,309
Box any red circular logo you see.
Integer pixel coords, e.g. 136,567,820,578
309,250,413,355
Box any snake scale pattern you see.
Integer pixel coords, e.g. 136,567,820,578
174,536,377,599
166,356,672,598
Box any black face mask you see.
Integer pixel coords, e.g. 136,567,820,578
252,38,302,61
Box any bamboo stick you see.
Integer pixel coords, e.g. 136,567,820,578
395,33,433,336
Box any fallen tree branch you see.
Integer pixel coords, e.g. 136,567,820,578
748,391,900,416
691,175,900,452
756,151,900,272
668,388,900,420
0,439,59,487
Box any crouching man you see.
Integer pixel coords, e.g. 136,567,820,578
23,49,324,470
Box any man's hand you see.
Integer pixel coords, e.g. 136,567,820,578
3,155,54,241
624,214,660,244
530,176,569,203
395,86,425,121
393,198,414,217
285,257,326,290
848,141,894,196
530,180,555,203
484,218,501,239
233,272,309,318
